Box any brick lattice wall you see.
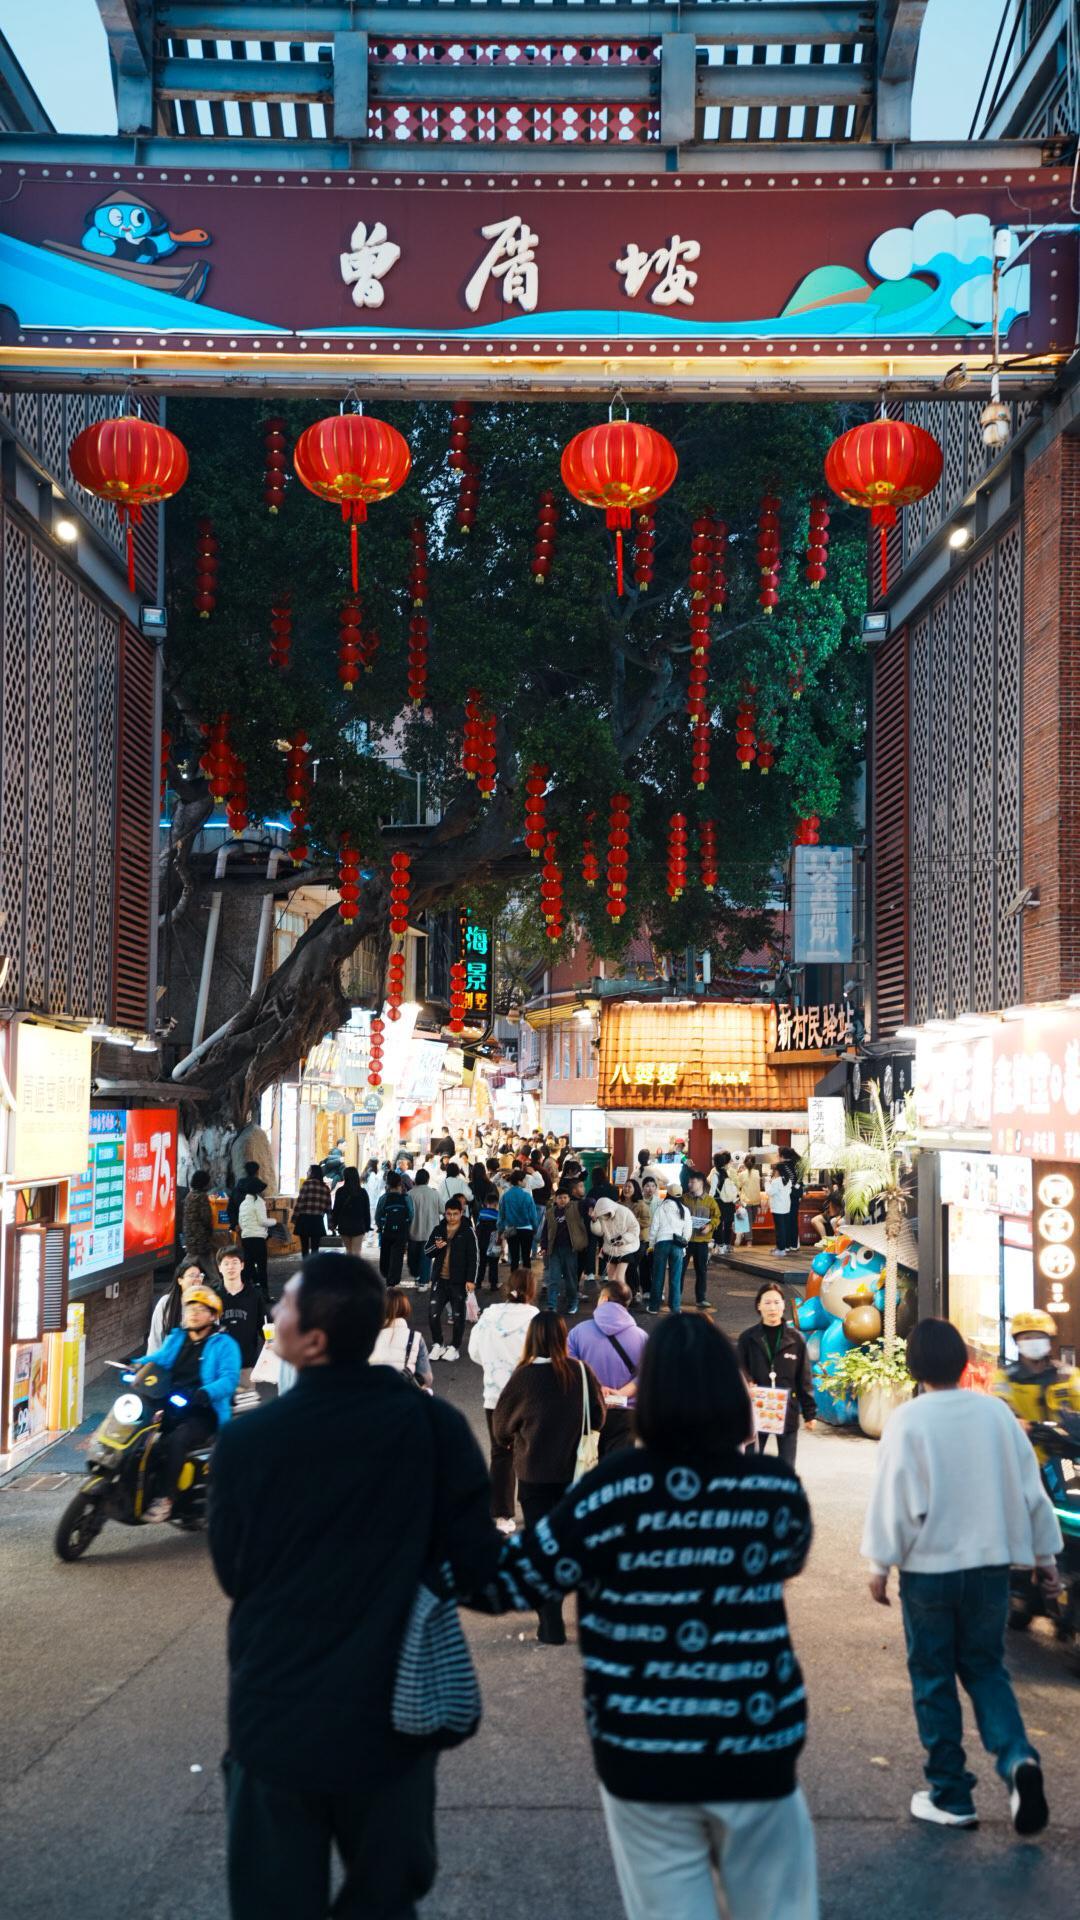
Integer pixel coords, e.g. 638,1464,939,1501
1022,433,1080,1001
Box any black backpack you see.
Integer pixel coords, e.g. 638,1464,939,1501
381,1192,411,1239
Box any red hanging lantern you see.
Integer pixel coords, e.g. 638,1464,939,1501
389,850,412,936
408,517,428,608
285,731,311,863
224,750,250,837
293,412,411,591
540,831,564,942
632,507,656,593
339,599,363,690
386,950,407,1023
407,612,429,706
805,495,830,589
263,416,287,513
757,732,776,776
368,1014,385,1088
735,688,757,773
825,418,942,594
69,414,188,593
582,812,600,888
524,764,549,856
667,812,688,902
193,515,218,619
456,459,480,535
476,709,498,797
462,691,483,782
337,836,362,924
269,595,292,672
699,819,718,893
199,715,233,803
448,402,472,472
606,792,631,922
561,418,678,596
794,814,821,847
448,961,467,1034
532,488,559,585
689,515,712,605
711,517,729,613
160,728,171,810
691,720,711,792
757,491,781,614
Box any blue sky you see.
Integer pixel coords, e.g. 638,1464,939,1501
0,0,1001,142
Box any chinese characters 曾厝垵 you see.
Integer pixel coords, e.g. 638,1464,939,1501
464,215,540,315
615,235,701,308
339,220,402,310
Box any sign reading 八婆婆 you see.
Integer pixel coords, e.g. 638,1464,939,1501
455,911,493,1027
599,1003,821,1113
0,168,1071,382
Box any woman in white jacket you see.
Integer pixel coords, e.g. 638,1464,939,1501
468,1267,539,1532
370,1288,433,1392
589,1196,641,1286
238,1181,271,1303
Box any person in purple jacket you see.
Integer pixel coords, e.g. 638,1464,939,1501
567,1276,648,1456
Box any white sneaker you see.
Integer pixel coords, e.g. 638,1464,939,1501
399,1278,416,1289
495,1517,518,1535
910,1791,977,1828
429,1344,444,1361
442,1346,460,1362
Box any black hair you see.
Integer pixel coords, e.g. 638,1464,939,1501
622,1177,643,1202
906,1317,968,1388
190,1170,211,1192
444,1194,465,1213
635,1314,752,1455
296,1252,384,1364
386,1170,403,1190
754,1280,787,1311
508,1168,525,1185
340,1166,361,1194
446,1162,461,1177
307,1163,324,1179
414,1167,430,1186
243,1160,260,1176
601,1275,633,1308
215,1243,244,1268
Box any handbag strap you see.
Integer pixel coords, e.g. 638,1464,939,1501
603,1330,638,1380
403,1328,417,1374
578,1359,591,1442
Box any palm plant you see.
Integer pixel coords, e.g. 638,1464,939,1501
831,1084,914,1356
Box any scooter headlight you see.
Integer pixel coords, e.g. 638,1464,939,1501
112,1392,143,1424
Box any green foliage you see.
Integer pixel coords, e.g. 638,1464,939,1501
820,1339,913,1395
164,396,867,954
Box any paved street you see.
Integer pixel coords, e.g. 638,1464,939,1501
2,1260,1078,1920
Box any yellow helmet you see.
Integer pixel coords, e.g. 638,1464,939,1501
184,1285,222,1316
1010,1309,1056,1340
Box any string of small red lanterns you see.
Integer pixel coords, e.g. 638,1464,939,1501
263,417,287,514
691,722,711,793
337,836,361,923
711,516,729,612
339,599,363,690
407,519,430,705
757,732,776,776
269,595,292,672
476,707,497,796
448,403,472,472
794,815,821,846
524,764,548,856
805,495,830,589
582,813,600,888
540,831,565,942
532,489,559,584
456,459,480,535
606,793,631,922
368,1015,385,1088
224,753,250,836
757,492,781,614
193,516,218,619
284,731,310,862
633,508,656,592
448,962,467,1033
386,952,406,1021
199,716,232,803
699,820,718,892
389,851,411,936
735,689,757,773
667,813,688,901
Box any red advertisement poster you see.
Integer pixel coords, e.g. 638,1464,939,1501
123,1108,178,1260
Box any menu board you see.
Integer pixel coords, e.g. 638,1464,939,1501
69,1107,178,1280
69,1109,127,1281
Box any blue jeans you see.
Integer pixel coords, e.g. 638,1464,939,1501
547,1246,579,1313
650,1242,686,1313
900,1566,1037,1815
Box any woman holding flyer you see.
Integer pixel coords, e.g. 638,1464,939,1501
737,1281,817,1468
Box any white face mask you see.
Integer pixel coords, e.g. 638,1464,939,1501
1016,1336,1051,1361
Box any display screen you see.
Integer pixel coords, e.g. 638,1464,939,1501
68,1107,178,1280
69,1109,126,1280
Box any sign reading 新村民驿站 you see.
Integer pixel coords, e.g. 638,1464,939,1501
0,169,1070,367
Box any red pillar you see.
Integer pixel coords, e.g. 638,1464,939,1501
688,1113,712,1172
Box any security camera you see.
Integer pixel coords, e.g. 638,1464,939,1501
1005,885,1040,918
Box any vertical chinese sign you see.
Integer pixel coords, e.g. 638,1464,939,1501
455,910,494,1030
123,1109,178,1260
792,847,854,966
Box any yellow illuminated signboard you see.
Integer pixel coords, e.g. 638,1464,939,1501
599,1003,820,1112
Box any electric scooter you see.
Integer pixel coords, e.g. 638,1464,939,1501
1008,1420,1080,1674
53,1359,214,1561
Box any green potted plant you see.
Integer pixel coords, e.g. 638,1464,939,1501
820,1339,914,1439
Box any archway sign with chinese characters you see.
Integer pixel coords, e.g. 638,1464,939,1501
0,164,1072,397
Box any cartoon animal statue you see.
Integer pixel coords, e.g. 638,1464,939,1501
81,190,209,264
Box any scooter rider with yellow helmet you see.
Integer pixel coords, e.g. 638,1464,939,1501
994,1310,1080,1466
133,1284,240,1523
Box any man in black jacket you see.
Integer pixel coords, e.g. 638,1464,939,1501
209,1252,501,1919
424,1195,478,1364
